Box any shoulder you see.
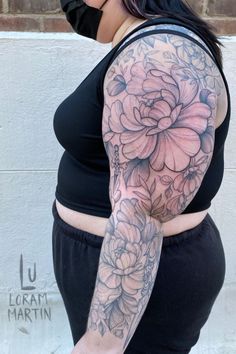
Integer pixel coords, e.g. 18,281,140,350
103,24,225,117
104,26,221,98
118,22,210,53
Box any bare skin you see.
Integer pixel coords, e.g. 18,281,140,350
56,199,208,237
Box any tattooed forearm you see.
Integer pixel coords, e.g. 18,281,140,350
86,197,163,353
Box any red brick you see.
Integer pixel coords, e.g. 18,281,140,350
0,14,40,31
42,16,73,32
1,0,236,35
205,17,236,35
206,0,236,17
187,0,205,15
9,0,61,14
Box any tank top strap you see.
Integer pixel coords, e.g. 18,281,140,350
108,17,218,68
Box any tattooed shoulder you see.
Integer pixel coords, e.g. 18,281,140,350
102,33,219,222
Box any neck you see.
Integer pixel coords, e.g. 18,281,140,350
112,17,148,48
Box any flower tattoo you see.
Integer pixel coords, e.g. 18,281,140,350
85,28,220,353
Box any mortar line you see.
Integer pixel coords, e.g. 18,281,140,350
202,0,208,16
2,0,9,13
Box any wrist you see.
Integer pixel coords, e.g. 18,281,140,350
83,330,123,354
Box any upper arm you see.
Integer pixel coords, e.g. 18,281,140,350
102,33,219,223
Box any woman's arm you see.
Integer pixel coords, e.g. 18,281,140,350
85,197,164,354
74,32,219,354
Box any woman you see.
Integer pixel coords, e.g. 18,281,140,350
52,1,231,353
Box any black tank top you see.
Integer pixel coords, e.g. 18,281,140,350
53,17,231,217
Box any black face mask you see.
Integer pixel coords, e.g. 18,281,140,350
60,0,109,40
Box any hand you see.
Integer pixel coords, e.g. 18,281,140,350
71,332,124,354
71,334,88,354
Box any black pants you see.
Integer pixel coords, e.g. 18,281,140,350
51,199,226,354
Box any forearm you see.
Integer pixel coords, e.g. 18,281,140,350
84,197,164,353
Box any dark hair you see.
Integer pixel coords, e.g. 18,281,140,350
121,0,224,69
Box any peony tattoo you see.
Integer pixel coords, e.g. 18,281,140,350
87,197,163,350
85,28,220,352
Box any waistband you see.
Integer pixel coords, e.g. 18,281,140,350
52,199,211,248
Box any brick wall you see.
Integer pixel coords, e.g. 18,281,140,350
0,0,235,34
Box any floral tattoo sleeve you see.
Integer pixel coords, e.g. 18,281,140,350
85,33,219,352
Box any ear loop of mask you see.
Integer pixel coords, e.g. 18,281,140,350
99,0,109,10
